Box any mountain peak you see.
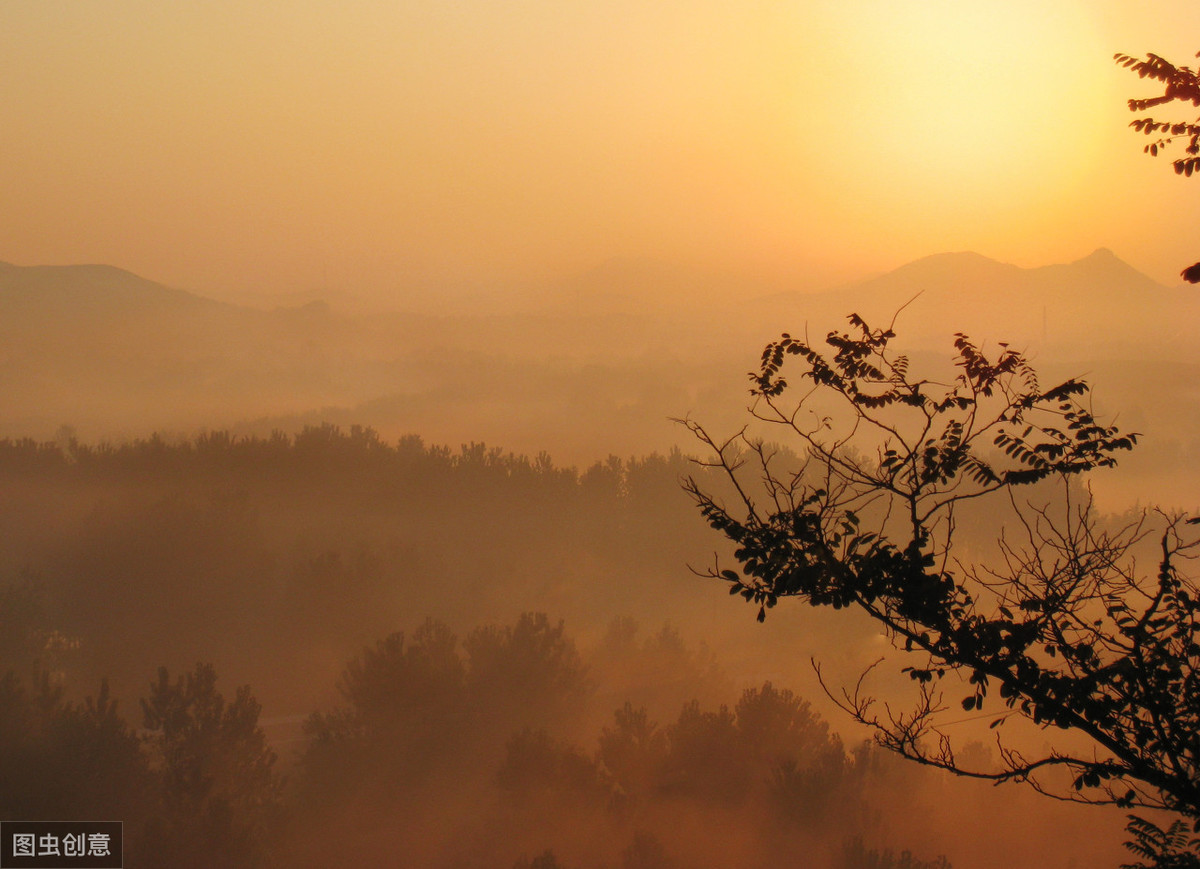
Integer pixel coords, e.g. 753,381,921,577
1079,246,1118,262
1038,247,1164,291
1068,247,1137,272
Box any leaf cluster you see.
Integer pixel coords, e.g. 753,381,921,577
1115,53,1200,177
684,316,1200,829
1121,815,1200,869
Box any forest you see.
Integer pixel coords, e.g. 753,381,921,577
0,426,1131,867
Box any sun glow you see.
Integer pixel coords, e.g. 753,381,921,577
791,0,1111,263
1,1,1196,293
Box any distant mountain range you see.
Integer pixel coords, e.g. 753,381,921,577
751,248,1195,359
3,247,1186,354
1,251,1197,486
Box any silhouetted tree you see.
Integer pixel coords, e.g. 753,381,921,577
1122,816,1200,869
1115,52,1200,281
465,612,592,729
598,702,669,804
736,682,850,825
140,663,281,868
735,681,842,776
334,618,466,735
299,618,468,801
659,699,742,800
0,671,149,822
496,727,607,806
684,317,1200,840
298,612,591,813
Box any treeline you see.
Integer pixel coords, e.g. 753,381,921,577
0,425,738,713
0,425,710,560
0,424,1116,729
0,611,952,869
0,425,693,498
0,425,1130,866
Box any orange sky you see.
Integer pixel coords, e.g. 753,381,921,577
3,1,1200,303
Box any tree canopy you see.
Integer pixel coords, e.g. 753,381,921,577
683,315,1200,864
1115,51,1200,281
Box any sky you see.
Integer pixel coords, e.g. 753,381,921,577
3,0,1200,304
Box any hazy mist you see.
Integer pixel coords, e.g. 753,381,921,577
2,246,1192,866
6,1,1200,866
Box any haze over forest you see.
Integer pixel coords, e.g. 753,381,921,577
4,2,1200,867
4,247,1198,507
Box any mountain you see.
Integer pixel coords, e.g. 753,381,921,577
3,250,1198,485
740,249,1200,509
0,261,387,436
0,261,226,324
750,248,1196,360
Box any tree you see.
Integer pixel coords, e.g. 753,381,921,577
464,611,592,728
0,671,150,822
1123,816,1200,869
298,618,469,801
1114,52,1200,281
681,316,1200,844
140,663,281,868
495,727,607,805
